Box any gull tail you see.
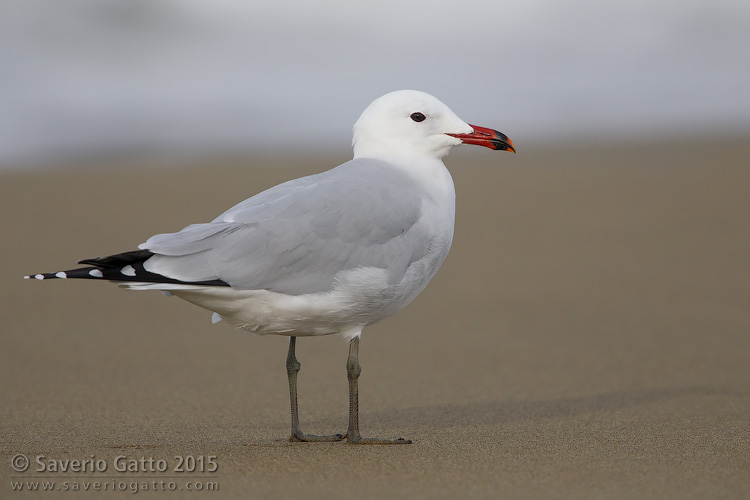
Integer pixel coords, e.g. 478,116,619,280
24,249,229,287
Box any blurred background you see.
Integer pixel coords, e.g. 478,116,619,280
1,0,749,168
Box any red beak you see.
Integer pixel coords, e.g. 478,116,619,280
447,124,516,153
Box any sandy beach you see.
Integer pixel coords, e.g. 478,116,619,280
2,137,749,498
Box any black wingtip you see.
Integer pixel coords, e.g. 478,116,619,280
24,267,106,281
78,249,154,268
27,249,230,287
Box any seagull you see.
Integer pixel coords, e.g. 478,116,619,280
25,90,515,444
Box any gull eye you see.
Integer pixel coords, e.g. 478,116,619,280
410,112,426,123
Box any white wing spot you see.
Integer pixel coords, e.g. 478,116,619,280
89,269,104,278
121,265,136,276
211,312,223,324
55,272,67,279
35,274,45,280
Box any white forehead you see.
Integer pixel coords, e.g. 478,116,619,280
359,90,454,120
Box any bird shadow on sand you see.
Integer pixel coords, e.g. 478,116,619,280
361,385,727,432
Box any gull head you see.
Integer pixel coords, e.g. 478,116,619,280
352,90,515,161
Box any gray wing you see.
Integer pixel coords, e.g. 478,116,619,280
140,158,430,295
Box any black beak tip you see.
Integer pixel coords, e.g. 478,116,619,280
494,133,516,153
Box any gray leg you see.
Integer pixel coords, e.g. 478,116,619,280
286,336,343,442
345,337,412,444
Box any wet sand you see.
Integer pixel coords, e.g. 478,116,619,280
2,137,749,498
